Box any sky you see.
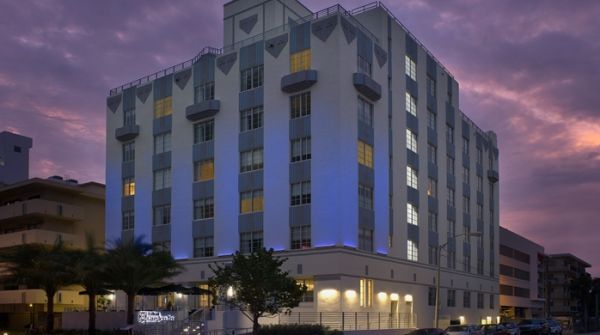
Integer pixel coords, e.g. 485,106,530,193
1,0,599,275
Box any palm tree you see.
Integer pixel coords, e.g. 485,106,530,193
0,240,76,332
104,236,182,326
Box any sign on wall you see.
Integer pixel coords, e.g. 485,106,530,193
136,311,176,324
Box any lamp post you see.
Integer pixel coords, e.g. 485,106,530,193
434,232,482,328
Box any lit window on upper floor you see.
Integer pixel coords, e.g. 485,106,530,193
406,129,417,153
427,178,437,198
291,92,311,119
240,106,263,132
290,49,311,73
154,96,172,118
407,203,418,226
357,140,373,168
154,132,171,155
194,159,214,182
240,189,263,214
240,65,263,91
122,178,135,196
405,55,417,81
407,240,418,262
358,97,373,128
407,166,418,189
405,92,417,116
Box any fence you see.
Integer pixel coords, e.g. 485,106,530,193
279,312,416,331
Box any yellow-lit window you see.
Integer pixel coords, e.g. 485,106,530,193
297,279,314,302
290,49,311,73
154,96,173,118
123,178,135,196
359,278,373,307
240,190,263,214
194,160,214,182
357,141,373,168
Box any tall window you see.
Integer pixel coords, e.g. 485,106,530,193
477,258,484,275
240,231,263,253
154,96,173,118
358,97,374,127
291,181,311,206
291,92,311,119
298,279,314,302
122,210,134,231
154,132,171,154
406,129,418,153
123,142,135,162
447,188,455,207
428,212,438,232
405,55,416,81
463,195,470,214
427,75,436,97
291,225,311,249
477,293,484,309
195,159,214,182
357,141,373,168
407,203,418,226
123,178,135,196
194,82,215,104
447,251,456,269
464,254,471,273
428,144,437,164
489,294,495,309
463,291,471,308
477,147,483,165
428,246,438,265
153,205,171,226
428,287,436,306
291,137,311,162
194,119,214,144
240,189,263,213
194,237,214,257
240,65,263,91
359,279,373,307
358,54,372,76
153,168,171,190
194,198,214,220
405,92,417,116
240,149,263,173
240,106,263,132
446,125,454,144
358,184,373,210
124,108,135,126
447,156,455,176
290,50,311,73
447,289,456,307
407,166,418,189
427,178,437,198
477,204,484,221
463,167,470,184
428,110,436,130
464,224,471,237
448,219,456,238
358,228,373,252
477,176,483,193
407,240,418,261
463,138,470,155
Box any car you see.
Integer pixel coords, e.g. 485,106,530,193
446,325,481,335
499,322,520,335
545,319,562,335
518,319,549,335
406,328,447,335
482,324,506,335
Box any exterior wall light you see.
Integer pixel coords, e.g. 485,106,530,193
459,316,465,324
377,292,388,302
390,293,399,301
404,294,413,303
226,286,235,298
344,290,357,301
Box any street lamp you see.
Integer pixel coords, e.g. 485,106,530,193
434,232,482,328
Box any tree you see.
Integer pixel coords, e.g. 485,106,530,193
570,273,592,332
104,237,182,325
0,240,76,332
209,248,306,335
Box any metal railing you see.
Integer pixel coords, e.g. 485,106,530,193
278,312,417,331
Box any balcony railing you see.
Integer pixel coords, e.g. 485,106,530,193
0,229,84,248
279,312,416,330
0,199,83,222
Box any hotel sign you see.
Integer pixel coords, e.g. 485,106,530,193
136,311,176,324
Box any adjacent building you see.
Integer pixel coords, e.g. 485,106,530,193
546,253,591,322
0,131,33,186
0,177,105,329
105,0,500,328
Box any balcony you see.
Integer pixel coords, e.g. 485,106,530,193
353,73,381,101
281,70,318,93
0,199,83,223
0,229,84,249
488,169,499,183
186,100,221,121
115,124,140,142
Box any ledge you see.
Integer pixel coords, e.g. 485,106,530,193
281,70,318,93
353,73,381,101
115,125,140,142
186,100,221,121
487,169,499,183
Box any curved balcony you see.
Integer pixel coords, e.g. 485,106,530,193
353,73,381,101
487,169,499,183
186,100,221,121
281,70,318,93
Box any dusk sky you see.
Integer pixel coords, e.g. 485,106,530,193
1,0,599,275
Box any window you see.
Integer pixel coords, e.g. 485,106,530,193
428,144,437,164
194,82,214,104
477,204,483,221
194,159,214,182
291,92,311,119
446,125,454,144
357,140,373,168
123,178,135,196
359,278,373,307
464,224,471,237
477,258,484,275
240,149,263,173
428,287,436,306
240,189,263,213
194,119,214,144
407,240,418,261
427,75,436,97
298,279,314,302
477,176,483,193
463,291,471,308
358,228,373,252
428,110,436,130
240,231,263,253
407,203,418,226
406,129,418,153
291,225,311,249
194,198,214,220
463,138,469,155
154,96,173,118
358,54,372,76
240,65,263,91
463,167,470,184
240,106,263,132
447,188,455,207
194,237,214,257
153,168,171,190
407,166,418,189
124,108,135,126
489,294,494,309
291,181,311,206
153,205,171,226
405,55,416,81
427,178,437,198
291,137,311,162
123,142,135,162
476,147,483,165
405,92,417,116
358,97,374,127
290,49,311,73
447,251,456,269
154,132,171,154
429,246,438,265
428,212,438,232
447,156,455,176
122,210,134,231
477,293,484,309
447,289,456,307
463,196,470,214
463,254,471,273
448,219,456,238
358,184,373,210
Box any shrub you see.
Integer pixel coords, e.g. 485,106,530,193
257,324,342,335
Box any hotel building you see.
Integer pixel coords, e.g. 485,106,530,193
105,0,500,328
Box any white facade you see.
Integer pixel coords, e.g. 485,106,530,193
105,0,500,328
